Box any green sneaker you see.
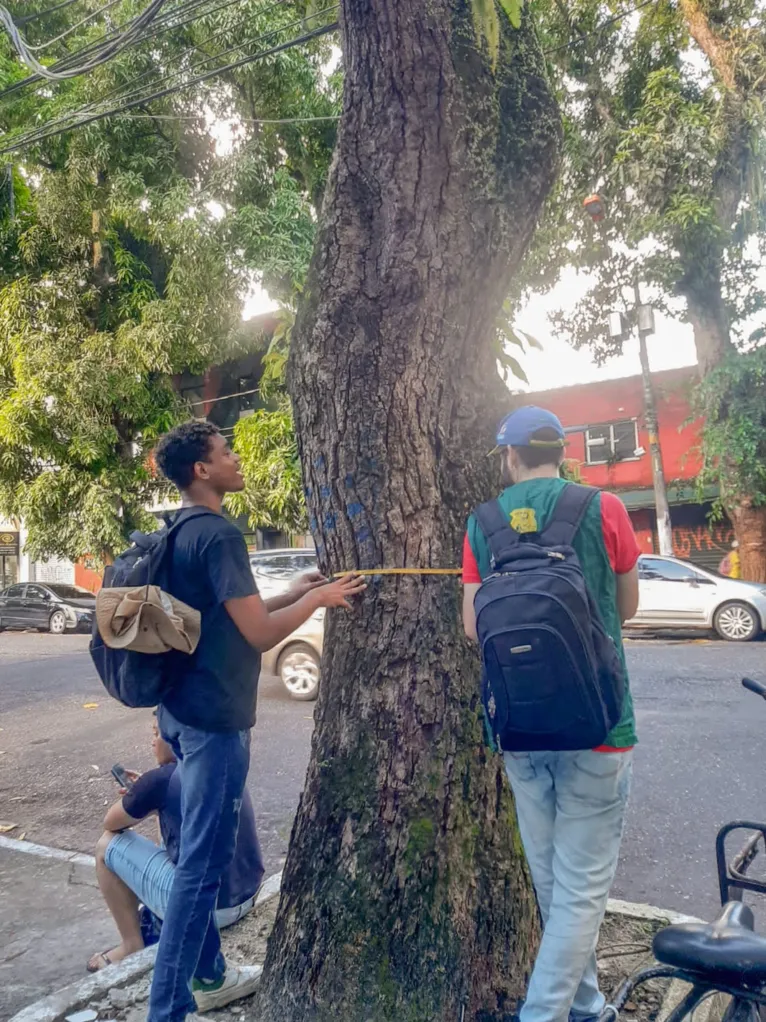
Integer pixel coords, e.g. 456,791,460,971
193,965,262,1013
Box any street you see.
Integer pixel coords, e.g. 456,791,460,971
2,632,766,920
0,633,313,877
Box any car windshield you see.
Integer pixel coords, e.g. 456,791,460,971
46,584,94,600
250,553,317,579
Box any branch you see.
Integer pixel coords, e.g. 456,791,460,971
679,0,736,91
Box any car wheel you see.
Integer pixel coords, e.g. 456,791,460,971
48,610,67,635
277,643,320,701
714,601,760,642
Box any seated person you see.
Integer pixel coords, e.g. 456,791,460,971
87,723,264,972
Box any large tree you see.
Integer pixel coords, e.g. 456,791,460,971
258,2,561,1019
522,0,766,579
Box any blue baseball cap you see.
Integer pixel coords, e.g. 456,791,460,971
495,406,566,450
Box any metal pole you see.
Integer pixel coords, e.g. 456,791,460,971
634,279,673,556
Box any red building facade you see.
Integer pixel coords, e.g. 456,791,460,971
528,367,733,570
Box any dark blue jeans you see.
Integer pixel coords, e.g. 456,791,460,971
149,705,251,1022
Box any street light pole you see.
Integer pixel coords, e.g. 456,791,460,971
634,279,673,556
583,193,674,556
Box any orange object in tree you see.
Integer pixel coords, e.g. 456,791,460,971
583,193,605,222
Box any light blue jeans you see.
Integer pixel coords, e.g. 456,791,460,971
104,831,256,929
503,749,633,1022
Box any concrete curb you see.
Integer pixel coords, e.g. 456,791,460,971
0,834,96,867
8,872,283,1022
607,900,729,1022
606,896,702,927
10,877,708,1022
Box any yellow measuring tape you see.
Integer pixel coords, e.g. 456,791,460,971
333,568,462,577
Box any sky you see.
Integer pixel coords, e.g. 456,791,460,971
243,265,699,395
514,266,698,392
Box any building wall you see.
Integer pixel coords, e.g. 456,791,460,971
531,367,700,491
526,367,734,569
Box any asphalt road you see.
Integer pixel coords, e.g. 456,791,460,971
0,633,313,878
2,631,766,922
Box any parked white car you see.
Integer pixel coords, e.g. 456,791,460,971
627,555,766,642
250,548,324,701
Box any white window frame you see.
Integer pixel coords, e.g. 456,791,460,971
585,419,640,465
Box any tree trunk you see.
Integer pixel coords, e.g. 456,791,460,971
258,3,561,1021
728,501,766,583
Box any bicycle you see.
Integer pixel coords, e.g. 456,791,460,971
599,678,766,1022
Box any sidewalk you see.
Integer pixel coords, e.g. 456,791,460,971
0,841,115,1022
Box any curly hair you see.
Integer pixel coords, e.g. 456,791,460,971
154,421,220,490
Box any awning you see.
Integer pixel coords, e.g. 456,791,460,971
617,484,719,511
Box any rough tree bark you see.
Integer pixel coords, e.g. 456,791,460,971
257,3,561,1021
729,501,766,582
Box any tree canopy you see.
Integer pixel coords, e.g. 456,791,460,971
527,0,766,369
0,0,339,559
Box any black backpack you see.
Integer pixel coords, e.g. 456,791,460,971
89,508,214,708
473,484,625,752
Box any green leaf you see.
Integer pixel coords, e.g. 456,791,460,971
505,355,529,384
517,329,543,351
498,0,522,30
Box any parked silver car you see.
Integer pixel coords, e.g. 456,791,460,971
250,548,323,700
627,555,766,641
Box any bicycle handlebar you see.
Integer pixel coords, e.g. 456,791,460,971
742,677,766,700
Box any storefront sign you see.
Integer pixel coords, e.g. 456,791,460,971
0,531,19,555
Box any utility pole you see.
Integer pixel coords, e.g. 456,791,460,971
583,194,674,557
633,278,673,556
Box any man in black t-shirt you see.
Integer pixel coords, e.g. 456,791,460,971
148,422,365,1021
87,724,264,973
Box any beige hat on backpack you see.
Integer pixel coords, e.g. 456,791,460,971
95,584,201,655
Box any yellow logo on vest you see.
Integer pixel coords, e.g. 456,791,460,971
509,508,538,534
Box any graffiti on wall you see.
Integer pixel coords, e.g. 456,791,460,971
672,522,734,560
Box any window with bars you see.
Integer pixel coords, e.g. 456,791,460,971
585,420,639,464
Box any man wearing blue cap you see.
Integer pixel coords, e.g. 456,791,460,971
462,406,640,1022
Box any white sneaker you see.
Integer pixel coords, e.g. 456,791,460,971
193,965,263,1013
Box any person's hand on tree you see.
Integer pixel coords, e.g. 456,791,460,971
288,570,329,600
313,573,367,610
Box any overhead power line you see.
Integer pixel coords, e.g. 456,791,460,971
542,0,659,56
15,0,86,24
0,0,172,79
0,0,262,99
59,0,296,127
1,0,299,142
0,9,339,154
21,0,125,51
120,112,339,123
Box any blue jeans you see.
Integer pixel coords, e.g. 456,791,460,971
104,831,257,929
148,706,251,1022
504,749,633,1022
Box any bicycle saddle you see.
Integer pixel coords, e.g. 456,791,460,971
653,902,766,989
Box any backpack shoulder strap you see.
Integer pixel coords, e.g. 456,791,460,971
474,499,520,569
167,507,218,536
540,484,598,548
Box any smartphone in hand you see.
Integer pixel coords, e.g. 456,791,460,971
111,763,134,790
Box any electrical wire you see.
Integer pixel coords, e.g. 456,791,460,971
0,0,264,98
2,0,298,144
15,0,85,25
542,0,659,56
0,10,338,153
189,385,261,406
119,112,339,122
21,0,125,51
83,1,333,118
0,0,172,79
